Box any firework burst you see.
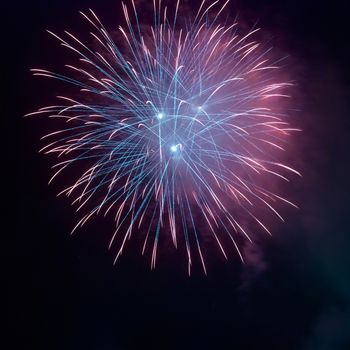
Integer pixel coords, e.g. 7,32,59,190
27,0,300,274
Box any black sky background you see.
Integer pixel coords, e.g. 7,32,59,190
4,0,350,349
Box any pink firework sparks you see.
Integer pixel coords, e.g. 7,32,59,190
27,0,301,274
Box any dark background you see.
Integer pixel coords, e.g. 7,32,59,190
4,0,350,349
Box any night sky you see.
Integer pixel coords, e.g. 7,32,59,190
4,0,350,349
